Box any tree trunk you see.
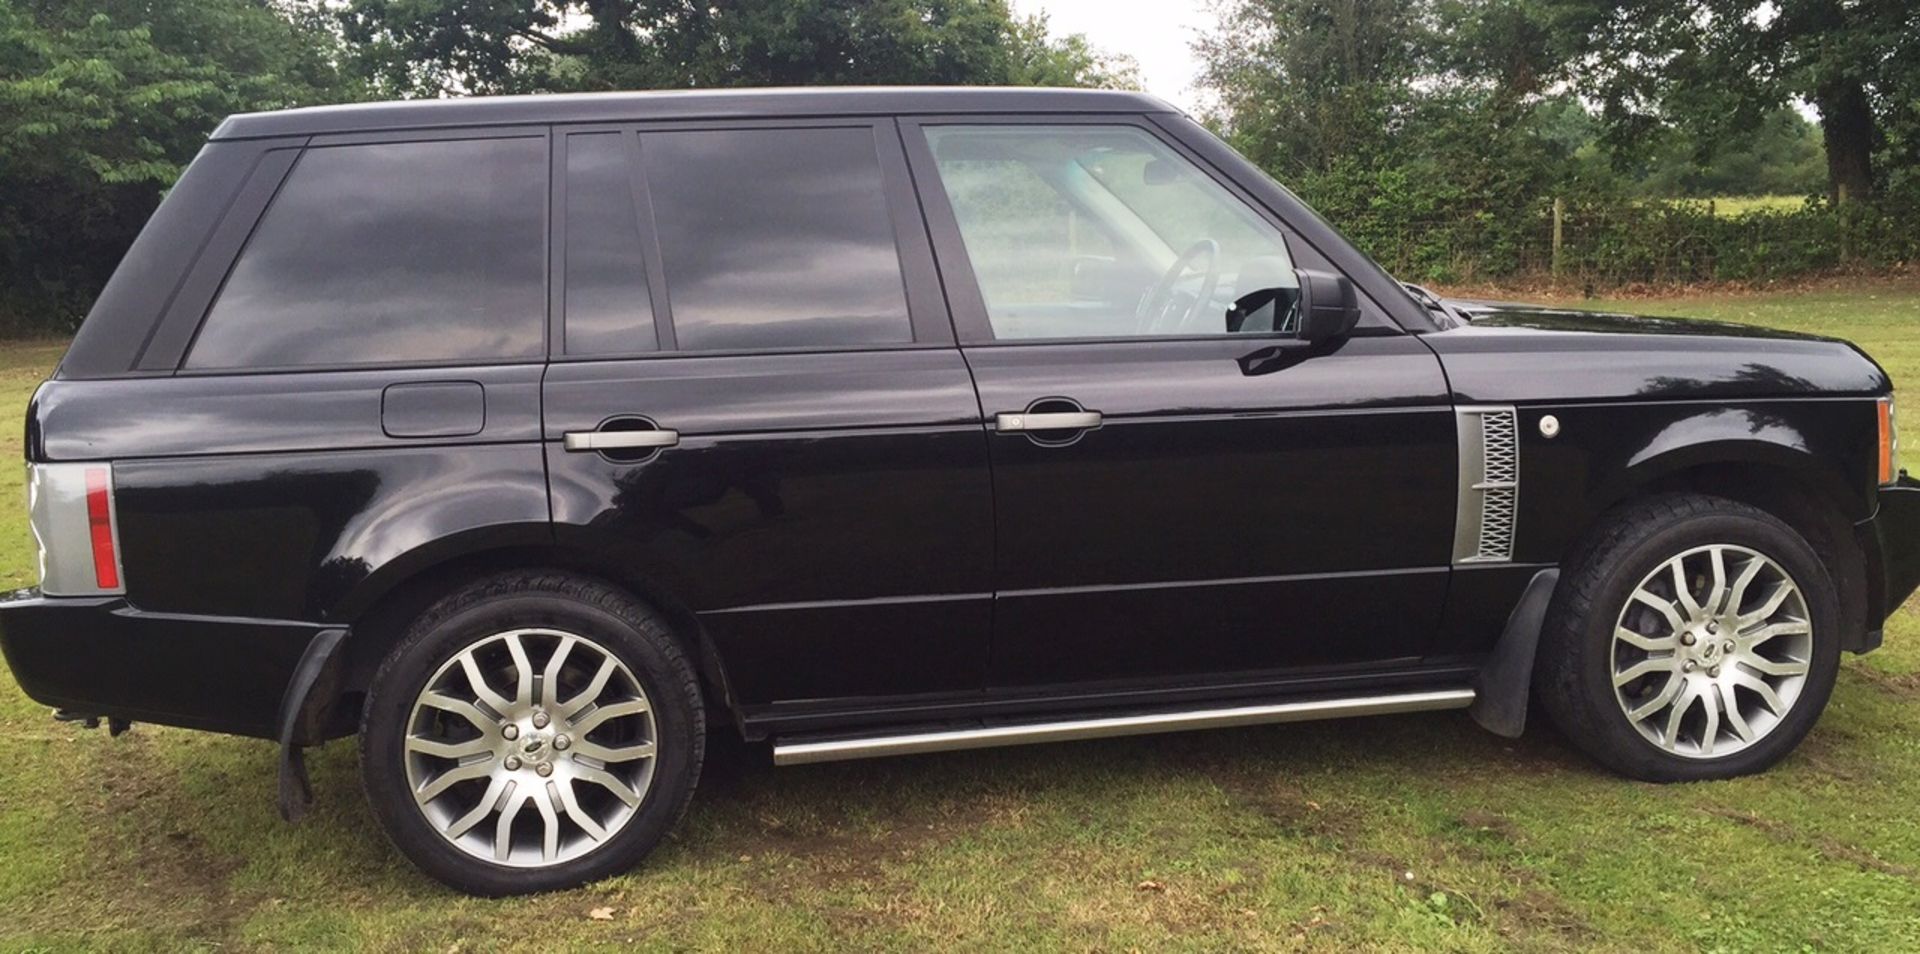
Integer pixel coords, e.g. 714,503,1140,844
1813,75,1875,203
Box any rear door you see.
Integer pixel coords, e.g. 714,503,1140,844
540,121,994,714
902,117,1458,689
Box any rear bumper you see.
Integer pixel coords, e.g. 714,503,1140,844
0,590,333,738
1857,476,1920,648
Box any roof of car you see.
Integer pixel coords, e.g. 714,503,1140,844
211,86,1179,141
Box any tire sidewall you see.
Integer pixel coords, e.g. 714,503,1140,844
361,583,701,896
1559,505,1840,781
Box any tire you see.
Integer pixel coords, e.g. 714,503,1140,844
360,571,704,895
1535,493,1840,782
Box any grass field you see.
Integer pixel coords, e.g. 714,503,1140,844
4,282,1920,951
1671,195,1813,218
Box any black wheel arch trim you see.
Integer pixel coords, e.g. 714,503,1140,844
275,627,349,823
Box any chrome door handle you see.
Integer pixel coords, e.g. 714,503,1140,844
995,411,1102,432
563,429,679,452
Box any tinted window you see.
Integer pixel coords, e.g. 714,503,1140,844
187,137,546,369
564,132,657,355
925,125,1297,341
644,127,912,351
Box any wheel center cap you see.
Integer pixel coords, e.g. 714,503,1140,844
518,730,553,763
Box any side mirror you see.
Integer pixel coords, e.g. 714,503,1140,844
1292,269,1360,342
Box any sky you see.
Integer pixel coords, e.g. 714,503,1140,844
1012,0,1219,115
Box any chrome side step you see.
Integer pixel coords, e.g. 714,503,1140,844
771,687,1476,766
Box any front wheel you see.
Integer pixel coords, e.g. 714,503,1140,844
360,572,704,895
1536,494,1840,781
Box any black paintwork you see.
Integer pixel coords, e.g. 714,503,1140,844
0,595,325,736
1,88,1908,745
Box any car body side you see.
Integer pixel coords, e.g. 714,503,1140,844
6,89,1920,750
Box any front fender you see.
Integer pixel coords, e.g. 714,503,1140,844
1513,399,1878,563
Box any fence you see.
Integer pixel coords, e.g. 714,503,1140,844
1328,197,1919,289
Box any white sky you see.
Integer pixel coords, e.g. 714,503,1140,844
1012,0,1219,115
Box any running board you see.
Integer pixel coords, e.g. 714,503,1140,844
771,687,1476,766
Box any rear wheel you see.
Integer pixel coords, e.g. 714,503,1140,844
1536,494,1839,781
361,572,703,895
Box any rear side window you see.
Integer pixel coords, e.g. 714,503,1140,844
186,137,546,370
643,127,912,352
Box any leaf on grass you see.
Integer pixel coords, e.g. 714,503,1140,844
589,907,616,921
1136,880,1165,893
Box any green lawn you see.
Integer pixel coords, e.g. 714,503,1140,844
1668,195,1813,218
4,283,1920,951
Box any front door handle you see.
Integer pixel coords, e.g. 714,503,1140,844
995,410,1102,432
563,429,679,452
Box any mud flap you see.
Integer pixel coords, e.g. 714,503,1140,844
1468,568,1558,739
276,628,348,823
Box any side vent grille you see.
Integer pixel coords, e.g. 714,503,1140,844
1454,406,1520,563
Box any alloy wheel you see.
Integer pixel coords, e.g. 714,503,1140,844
1609,544,1813,759
403,628,658,867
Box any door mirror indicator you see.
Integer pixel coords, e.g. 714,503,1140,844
1293,269,1361,343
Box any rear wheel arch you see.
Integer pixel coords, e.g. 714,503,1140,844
329,547,735,735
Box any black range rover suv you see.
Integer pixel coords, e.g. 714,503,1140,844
6,87,1920,895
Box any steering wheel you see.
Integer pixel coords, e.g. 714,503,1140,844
1134,239,1221,335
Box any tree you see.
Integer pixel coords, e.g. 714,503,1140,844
1633,107,1827,198
0,0,359,322
333,0,1136,97
1558,0,1914,203
1194,0,1605,280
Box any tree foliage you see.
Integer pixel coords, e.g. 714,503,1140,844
1196,0,1615,279
335,0,1137,96
0,0,358,320
1194,0,1918,284
1,0,1132,325
1486,0,1915,203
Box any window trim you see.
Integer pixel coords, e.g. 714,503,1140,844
133,139,307,374
551,126,675,359
170,126,554,375
548,117,954,363
898,114,1401,347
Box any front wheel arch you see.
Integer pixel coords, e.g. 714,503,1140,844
1533,491,1842,780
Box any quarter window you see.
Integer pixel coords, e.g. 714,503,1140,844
643,126,913,352
187,137,547,369
924,125,1299,341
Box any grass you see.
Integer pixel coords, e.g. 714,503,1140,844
4,283,1920,950
1669,195,1813,218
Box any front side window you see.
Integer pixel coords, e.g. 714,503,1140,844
924,125,1299,341
187,137,547,369
643,126,913,352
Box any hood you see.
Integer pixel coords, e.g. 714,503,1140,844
1444,299,1840,342
1420,298,1889,405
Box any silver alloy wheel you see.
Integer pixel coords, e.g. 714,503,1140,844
1610,544,1813,759
404,628,658,867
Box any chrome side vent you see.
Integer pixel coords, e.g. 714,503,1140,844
1453,406,1519,563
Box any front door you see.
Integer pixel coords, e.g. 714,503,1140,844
902,118,1458,689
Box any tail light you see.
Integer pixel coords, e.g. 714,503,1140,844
1879,396,1899,486
26,462,124,596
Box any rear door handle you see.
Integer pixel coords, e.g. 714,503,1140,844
995,411,1102,432
563,429,679,452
